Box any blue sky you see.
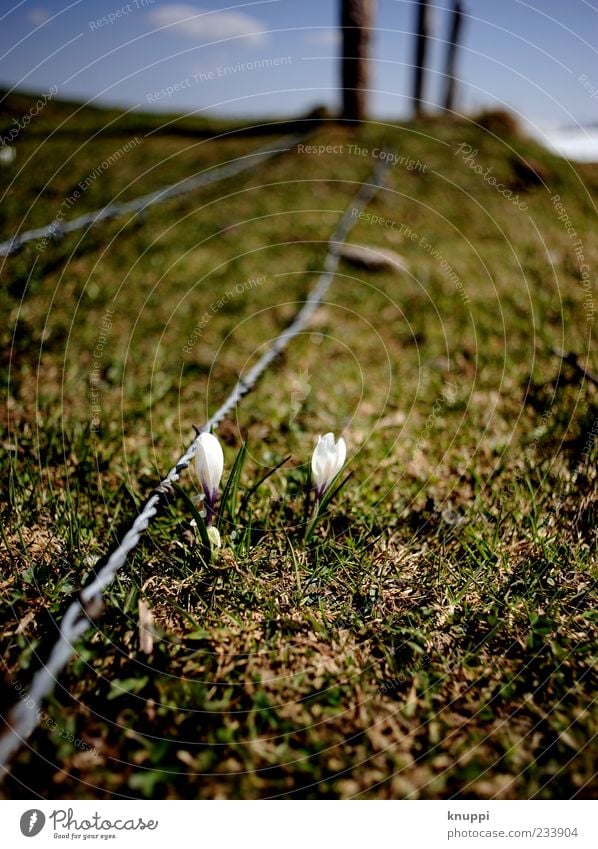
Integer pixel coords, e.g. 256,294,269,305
1,0,597,130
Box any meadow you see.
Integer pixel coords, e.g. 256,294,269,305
0,91,596,798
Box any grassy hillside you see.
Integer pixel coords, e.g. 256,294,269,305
0,91,596,799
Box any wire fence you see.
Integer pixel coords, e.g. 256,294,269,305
0,160,391,772
0,131,311,257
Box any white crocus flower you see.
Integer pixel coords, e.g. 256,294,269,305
311,432,346,499
207,525,222,550
195,432,224,523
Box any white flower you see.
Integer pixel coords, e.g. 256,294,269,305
195,432,224,516
311,432,346,498
0,146,16,166
207,526,221,550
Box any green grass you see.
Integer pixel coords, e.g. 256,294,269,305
0,92,596,799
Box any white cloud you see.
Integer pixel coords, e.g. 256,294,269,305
306,29,341,48
149,4,267,46
28,7,50,25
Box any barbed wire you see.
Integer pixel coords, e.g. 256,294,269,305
0,161,390,773
0,131,311,258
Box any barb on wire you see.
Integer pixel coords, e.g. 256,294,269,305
550,346,598,390
0,132,310,258
0,161,391,772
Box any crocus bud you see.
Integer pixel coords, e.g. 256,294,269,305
195,432,224,523
311,432,346,499
207,525,221,551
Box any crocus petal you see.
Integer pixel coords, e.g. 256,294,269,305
195,432,224,501
207,525,221,550
336,437,347,472
311,432,346,497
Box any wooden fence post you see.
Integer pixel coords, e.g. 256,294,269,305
341,0,375,122
443,1,466,113
412,0,430,118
